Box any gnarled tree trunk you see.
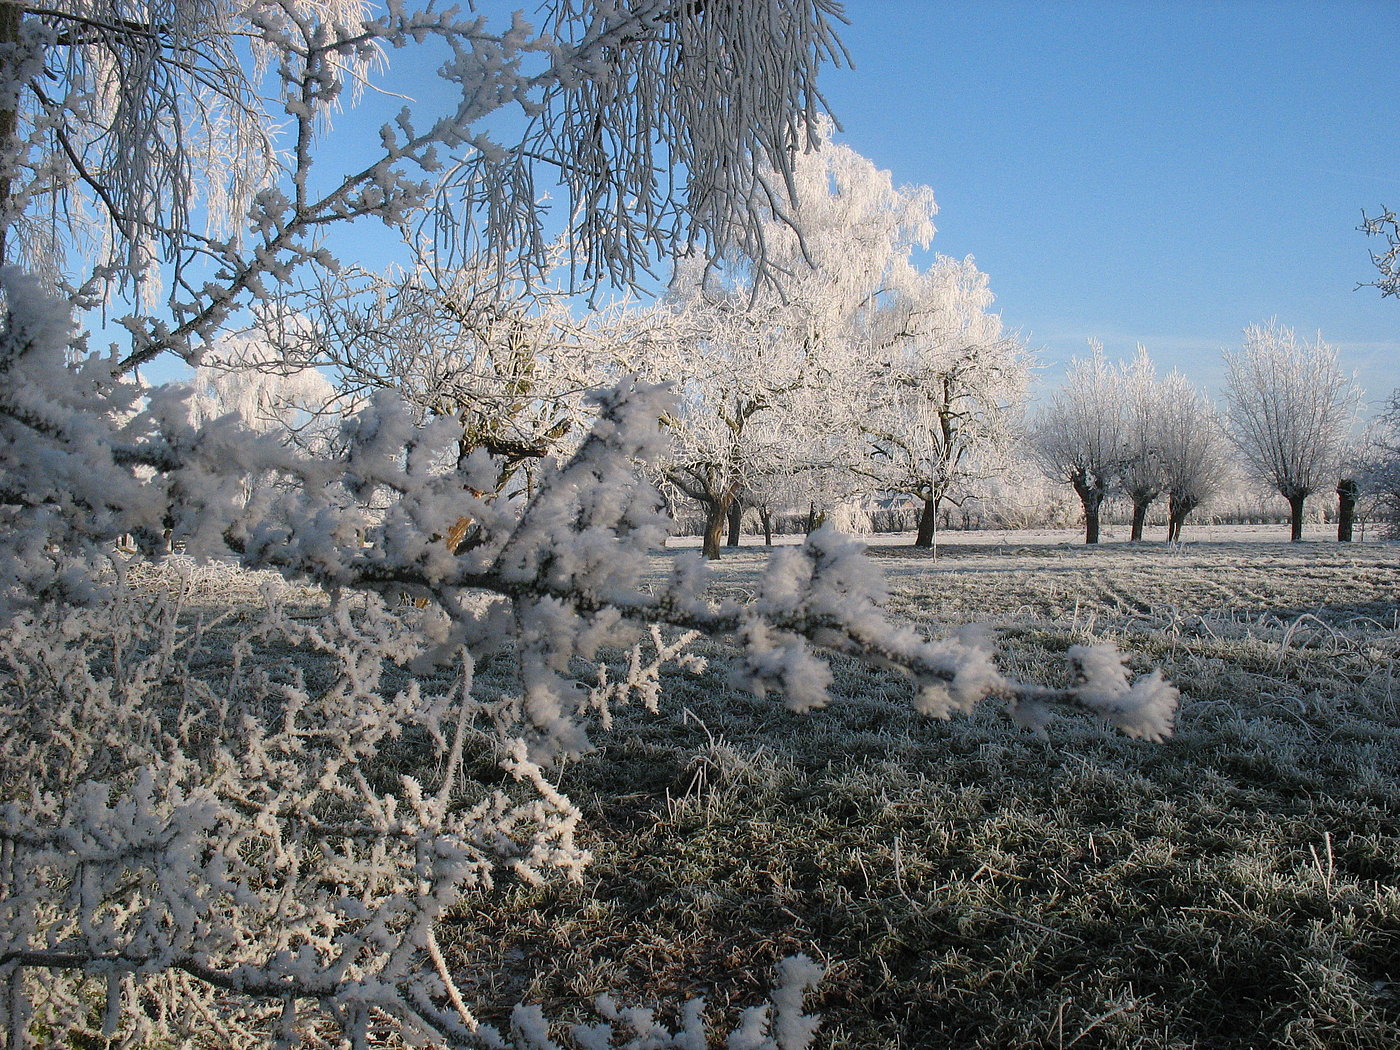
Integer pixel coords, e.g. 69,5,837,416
1073,479,1105,545
702,497,733,559
1286,491,1307,542
914,495,940,551
1337,478,1357,542
1166,494,1198,542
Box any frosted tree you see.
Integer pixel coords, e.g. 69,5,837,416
1222,322,1361,542
637,128,941,557
859,256,1029,553
1115,347,1170,541
1156,370,1230,541
642,276,818,559
654,124,1030,550
264,255,641,501
1358,389,1400,537
697,133,1037,556
1360,207,1400,299
1031,343,1125,544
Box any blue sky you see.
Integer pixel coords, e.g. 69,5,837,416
820,0,1400,405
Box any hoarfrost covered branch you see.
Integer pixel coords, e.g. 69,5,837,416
1359,206,1400,299
0,0,849,364
0,283,845,1044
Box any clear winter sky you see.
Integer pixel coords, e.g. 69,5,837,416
820,0,1400,406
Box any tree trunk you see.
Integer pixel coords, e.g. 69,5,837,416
1129,498,1151,542
1166,495,1191,542
725,497,742,547
1073,485,1104,544
0,3,23,266
805,502,826,534
1337,478,1357,542
1070,475,1106,545
1287,492,1307,542
914,496,939,549
758,507,773,546
702,498,731,559
1084,505,1100,544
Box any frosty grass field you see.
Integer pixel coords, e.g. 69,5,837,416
174,526,1398,1047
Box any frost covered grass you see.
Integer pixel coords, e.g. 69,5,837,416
436,532,1400,1047
8,531,1395,1046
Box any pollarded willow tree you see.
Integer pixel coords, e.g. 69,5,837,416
1037,344,1184,545
1222,322,1361,542
1156,370,1230,542
1031,343,1124,545
0,3,1183,1046
1116,347,1170,542
1034,345,1230,545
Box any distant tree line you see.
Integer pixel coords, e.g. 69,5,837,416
190,138,1396,557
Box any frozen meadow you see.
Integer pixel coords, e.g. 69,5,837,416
69,526,1400,1048
495,528,1400,1047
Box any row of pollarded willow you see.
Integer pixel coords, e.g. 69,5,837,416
1033,327,1363,545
